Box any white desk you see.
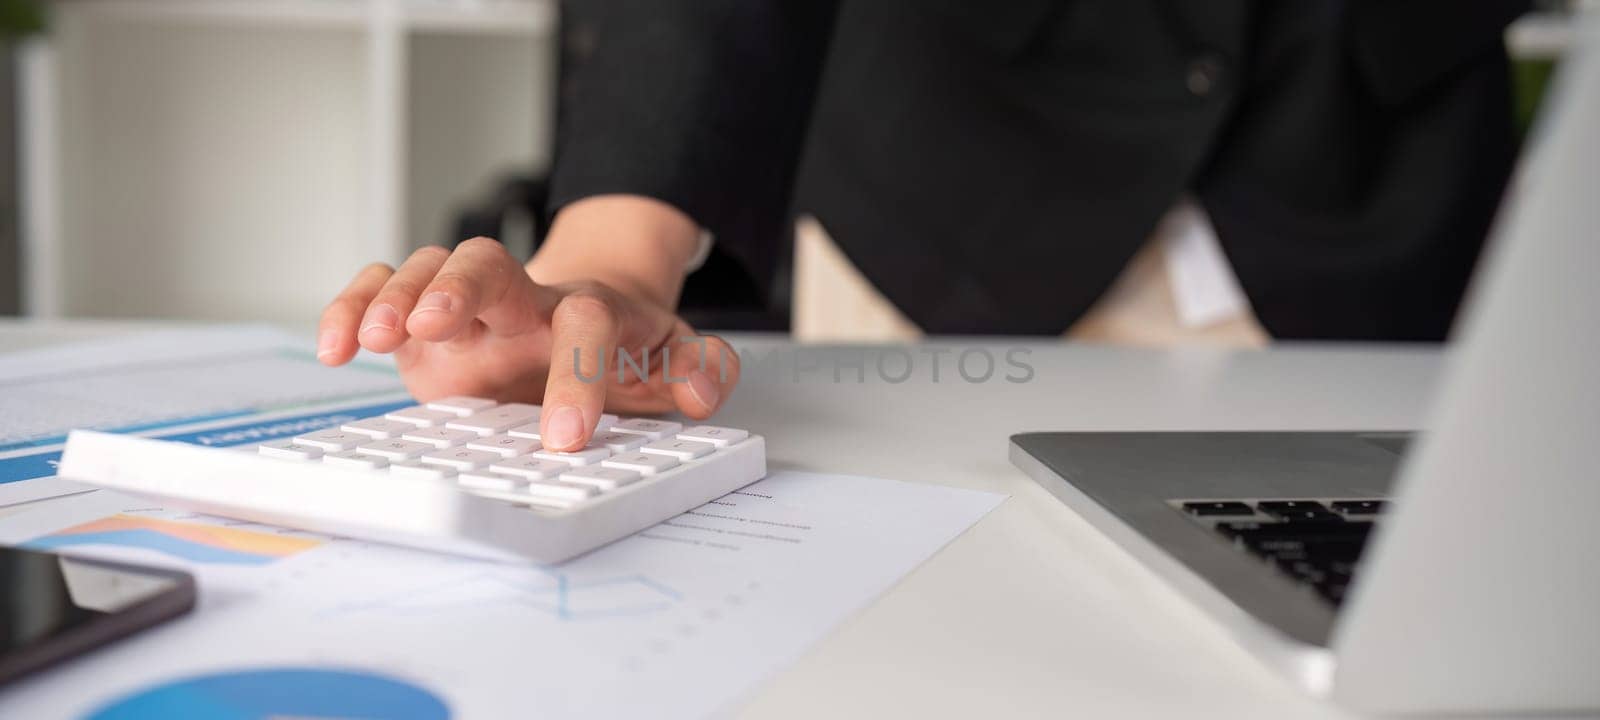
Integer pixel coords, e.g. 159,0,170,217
0,320,1446,719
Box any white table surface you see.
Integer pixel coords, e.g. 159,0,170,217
0,319,1449,719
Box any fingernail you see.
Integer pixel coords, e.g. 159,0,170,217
544,406,584,450
316,329,339,359
687,370,720,413
413,292,453,316
360,304,399,334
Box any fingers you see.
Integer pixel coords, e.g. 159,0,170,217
583,330,743,419
323,240,738,432
664,331,741,420
539,291,621,451
358,246,451,353
405,237,553,342
318,262,394,365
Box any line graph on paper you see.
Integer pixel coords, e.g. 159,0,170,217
324,567,683,621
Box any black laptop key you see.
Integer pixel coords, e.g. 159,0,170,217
1255,501,1344,523
1246,537,1366,562
1220,522,1373,566
1182,501,1256,516
1247,538,1310,558
1216,521,1372,542
1272,509,1345,523
1213,522,1270,540
1330,500,1386,516
1256,501,1327,513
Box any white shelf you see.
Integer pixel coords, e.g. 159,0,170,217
405,1,554,35
23,0,556,322
56,0,554,35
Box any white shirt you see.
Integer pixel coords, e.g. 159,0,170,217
1152,198,1254,329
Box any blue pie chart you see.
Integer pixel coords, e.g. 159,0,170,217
84,667,450,720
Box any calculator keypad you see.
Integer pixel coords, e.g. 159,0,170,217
268,400,751,511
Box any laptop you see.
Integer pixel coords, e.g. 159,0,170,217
1009,13,1599,715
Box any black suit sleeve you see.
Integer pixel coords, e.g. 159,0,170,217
548,0,839,269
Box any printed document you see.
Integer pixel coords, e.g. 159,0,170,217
0,472,1002,718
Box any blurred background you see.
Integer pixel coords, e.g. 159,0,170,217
0,0,1586,336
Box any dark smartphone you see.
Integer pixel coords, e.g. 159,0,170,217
0,546,195,684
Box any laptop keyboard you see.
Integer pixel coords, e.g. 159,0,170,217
1173,498,1389,606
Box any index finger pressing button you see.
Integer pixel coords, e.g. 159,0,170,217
509,416,618,440
466,434,542,458
531,446,612,466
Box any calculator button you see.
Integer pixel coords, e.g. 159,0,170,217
592,431,648,453
340,417,416,439
609,418,682,440
420,448,501,471
323,450,390,470
490,456,571,480
466,434,542,458
390,460,457,481
357,439,432,460
447,404,540,436
293,430,364,451
602,452,679,475
401,427,477,449
640,438,716,460
259,439,322,461
506,415,619,440
425,396,498,416
385,406,457,427
506,422,541,440
490,402,541,418
448,417,522,437
458,471,526,492
675,426,747,447
524,480,599,503
560,466,642,491
531,446,612,466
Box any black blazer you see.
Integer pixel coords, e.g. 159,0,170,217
549,0,1526,339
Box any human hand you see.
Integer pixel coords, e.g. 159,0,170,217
316,229,739,451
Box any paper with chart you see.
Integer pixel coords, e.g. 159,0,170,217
0,472,1003,719
0,326,409,506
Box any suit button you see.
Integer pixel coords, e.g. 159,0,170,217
1186,53,1225,97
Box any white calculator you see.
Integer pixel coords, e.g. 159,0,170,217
56,396,766,563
